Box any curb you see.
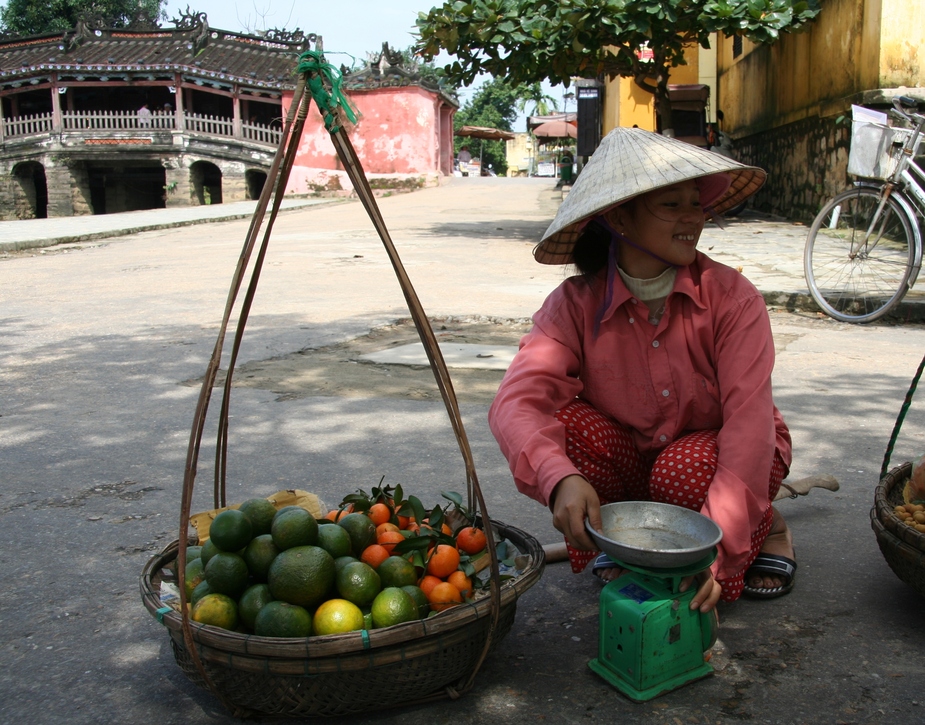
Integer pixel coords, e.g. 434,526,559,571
763,289,925,323
0,198,348,253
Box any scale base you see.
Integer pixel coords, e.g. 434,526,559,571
588,657,713,703
590,553,718,703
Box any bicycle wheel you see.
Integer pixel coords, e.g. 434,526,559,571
804,186,916,322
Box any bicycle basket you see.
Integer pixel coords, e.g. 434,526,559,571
847,120,911,180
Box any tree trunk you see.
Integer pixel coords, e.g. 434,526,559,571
653,63,674,135
630,59,675,134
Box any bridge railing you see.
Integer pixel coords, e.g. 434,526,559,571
2,112,54,138
62,109,177,130
1,110,280,146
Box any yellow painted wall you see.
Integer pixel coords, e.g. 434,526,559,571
601,40,716,134
717,0,924,136
880,0,924,88
505,132,535,176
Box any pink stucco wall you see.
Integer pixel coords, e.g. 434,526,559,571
281,85,455,194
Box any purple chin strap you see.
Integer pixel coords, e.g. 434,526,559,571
591,215,681,337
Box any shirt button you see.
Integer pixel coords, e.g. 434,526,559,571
660,435,667,442
662,389,670,397
628,317,635,324
652,340,659,348
631,299,638,305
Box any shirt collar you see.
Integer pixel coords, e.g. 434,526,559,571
597,253,709,325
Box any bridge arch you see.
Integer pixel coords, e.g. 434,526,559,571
11,161,48,219
245,169,267,200
190,160,223,205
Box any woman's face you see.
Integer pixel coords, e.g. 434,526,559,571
603,180,705,279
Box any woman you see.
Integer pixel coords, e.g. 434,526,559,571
488,128,795,612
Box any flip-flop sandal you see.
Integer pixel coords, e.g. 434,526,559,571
591,553,623,584
742,553,797,599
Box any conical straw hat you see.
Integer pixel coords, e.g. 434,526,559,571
535,127,767,265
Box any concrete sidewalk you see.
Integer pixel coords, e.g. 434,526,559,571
4,183,925,321
0,196,344,252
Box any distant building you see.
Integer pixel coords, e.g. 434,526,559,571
0,13,457,220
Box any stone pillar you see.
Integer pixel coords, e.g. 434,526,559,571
51,73,63,131
164,163,190,209
221,160,247,202
174,75,185,131
233,89,242,139
68,161,93,215
44,161,76,218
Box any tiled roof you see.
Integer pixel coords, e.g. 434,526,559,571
0,15,312,92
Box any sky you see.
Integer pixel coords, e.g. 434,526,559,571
157,0,565,129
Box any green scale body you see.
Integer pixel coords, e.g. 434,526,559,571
588,552,717,702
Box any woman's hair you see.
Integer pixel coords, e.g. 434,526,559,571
571,218,614,276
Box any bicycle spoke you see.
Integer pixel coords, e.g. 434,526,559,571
804,187,916,322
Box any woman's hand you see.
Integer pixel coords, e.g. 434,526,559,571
679,569,722,613
549,475,602,551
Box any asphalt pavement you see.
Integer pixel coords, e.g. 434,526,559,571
2,177,925,725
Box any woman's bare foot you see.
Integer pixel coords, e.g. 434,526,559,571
747,507,795,592
591,553,628,583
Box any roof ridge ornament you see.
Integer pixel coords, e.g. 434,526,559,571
170,7,209,53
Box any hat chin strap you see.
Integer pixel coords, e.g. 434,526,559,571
592,215,681,337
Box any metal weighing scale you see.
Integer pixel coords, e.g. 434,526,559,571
585,502,723,702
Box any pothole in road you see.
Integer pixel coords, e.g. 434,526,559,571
183,316,533,404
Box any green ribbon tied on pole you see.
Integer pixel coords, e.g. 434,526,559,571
296,49,359,133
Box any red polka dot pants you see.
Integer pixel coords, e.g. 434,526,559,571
554,399,786,602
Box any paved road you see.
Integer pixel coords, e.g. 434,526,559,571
2,177,924,724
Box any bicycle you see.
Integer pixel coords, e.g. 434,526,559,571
804,96,925,323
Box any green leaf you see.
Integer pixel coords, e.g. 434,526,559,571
440,491,464,508
393,536,432,555
407,495,428,527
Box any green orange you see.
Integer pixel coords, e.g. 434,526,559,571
267,545,334,608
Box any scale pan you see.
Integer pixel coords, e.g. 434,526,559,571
586,502,723,568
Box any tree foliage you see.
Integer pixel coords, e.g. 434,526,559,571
1,0,165,37
416,0,821,127
454,77,523,175
517,81,559,118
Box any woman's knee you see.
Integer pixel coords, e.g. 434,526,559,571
649,430,719,506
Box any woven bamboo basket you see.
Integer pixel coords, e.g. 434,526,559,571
140,522,543,717
871,462,925,598
870,350,925,599
139,48,545,718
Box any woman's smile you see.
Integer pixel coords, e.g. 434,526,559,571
604,180,705,278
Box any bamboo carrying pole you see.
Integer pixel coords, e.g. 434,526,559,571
172,42,507,713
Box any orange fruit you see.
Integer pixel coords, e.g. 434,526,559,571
426,544,460,578
368,503,392,527
447,570,472,598
421,519,453,536
427,581,462,612
377,531,405,554
398,515,412,530
325,504,354,522
360,544,391,569
418,574,442,598
456,526,488,554
376,522,400,536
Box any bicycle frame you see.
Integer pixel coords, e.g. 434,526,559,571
850,104,925,287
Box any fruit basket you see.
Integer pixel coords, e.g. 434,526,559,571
870,353,925,599
139,48,544,718
871,462,925,598
141,518,542,717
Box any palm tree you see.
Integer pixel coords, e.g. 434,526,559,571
516,82,559,118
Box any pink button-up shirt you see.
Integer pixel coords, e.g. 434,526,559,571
488,252,792,580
